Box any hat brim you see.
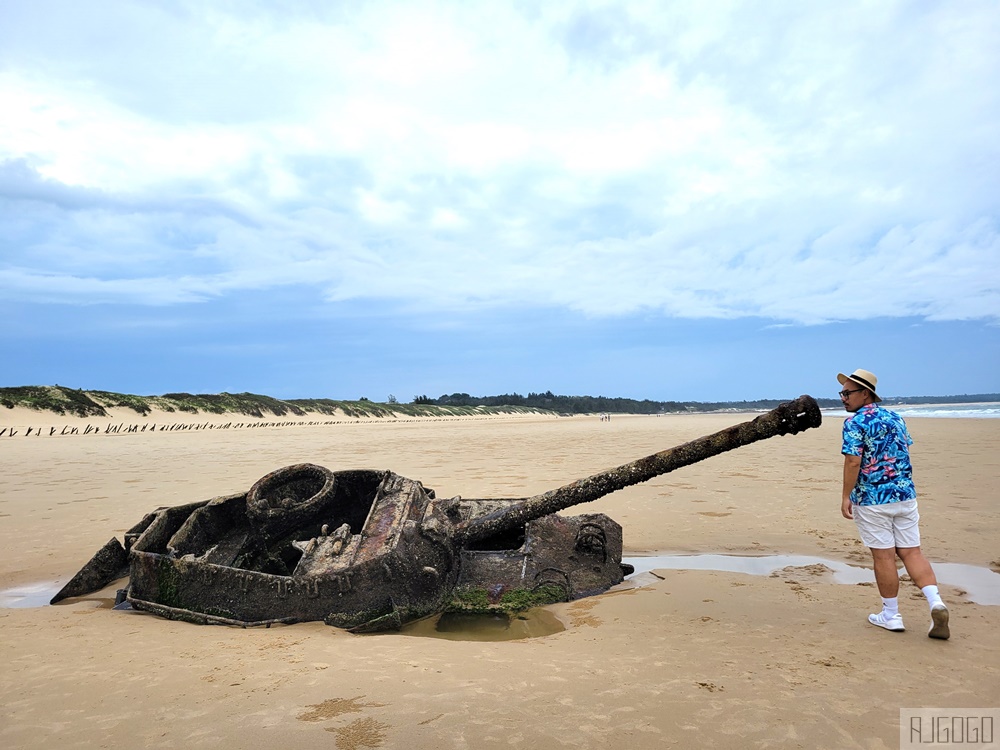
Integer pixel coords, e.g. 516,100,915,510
837,372,881,402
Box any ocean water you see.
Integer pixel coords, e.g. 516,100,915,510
824,404,1000,419
891,403,1000,419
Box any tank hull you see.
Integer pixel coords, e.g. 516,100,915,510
116,468,626,630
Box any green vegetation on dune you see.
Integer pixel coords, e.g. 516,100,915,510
0,386,550,419
154,392,308,417
287,398,533,418
87,390,155,415
0,386,110,417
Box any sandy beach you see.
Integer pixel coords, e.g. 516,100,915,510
1,406,998,749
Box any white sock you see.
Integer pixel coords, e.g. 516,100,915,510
881,596,899,616
921,585,944,609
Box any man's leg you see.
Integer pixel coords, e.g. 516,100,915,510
897,546,950,640
867,547,905,631
895,545,936,588
870,547,900,597
892,501,950,640
855,505,905,631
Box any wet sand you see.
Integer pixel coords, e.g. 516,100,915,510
1,407,998,748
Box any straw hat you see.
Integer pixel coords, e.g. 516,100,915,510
837,369,881,402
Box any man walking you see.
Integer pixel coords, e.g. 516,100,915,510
838,368,950,639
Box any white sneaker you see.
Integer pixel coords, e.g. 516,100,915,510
928,604,950,640
868,611,905,632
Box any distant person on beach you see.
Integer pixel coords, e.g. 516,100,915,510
838,368,949,639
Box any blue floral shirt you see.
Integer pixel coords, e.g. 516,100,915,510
842,404,916,506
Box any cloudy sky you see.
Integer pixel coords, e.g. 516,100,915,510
2,0,998,403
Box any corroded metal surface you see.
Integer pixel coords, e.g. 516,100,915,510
50,537,128,604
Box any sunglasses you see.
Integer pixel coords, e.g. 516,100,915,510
839,388,865,398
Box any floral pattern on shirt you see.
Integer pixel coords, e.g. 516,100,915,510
842,404,916,506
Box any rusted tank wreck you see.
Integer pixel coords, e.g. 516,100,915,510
53,395,822,631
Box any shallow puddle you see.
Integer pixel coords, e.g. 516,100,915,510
0,580,123,609
0,582,63,608
622,554,1000,605
394,608,566,641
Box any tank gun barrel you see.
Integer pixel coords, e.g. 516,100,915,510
455,394,822,545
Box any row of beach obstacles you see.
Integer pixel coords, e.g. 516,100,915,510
1,413,522,438
3,420,335,437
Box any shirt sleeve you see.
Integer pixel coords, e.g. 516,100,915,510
842,416,863,456
902,419,914,446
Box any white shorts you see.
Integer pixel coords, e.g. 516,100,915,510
853,499,921,549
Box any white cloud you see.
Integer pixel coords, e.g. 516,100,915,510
0,267,212,305
1,0,998,325
429,207,466,231
355,188,412,225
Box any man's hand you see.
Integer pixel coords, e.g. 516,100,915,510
841,496,853,519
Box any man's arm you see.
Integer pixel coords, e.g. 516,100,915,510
842,454,861,519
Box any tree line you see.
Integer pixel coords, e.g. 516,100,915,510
414,390,836,414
